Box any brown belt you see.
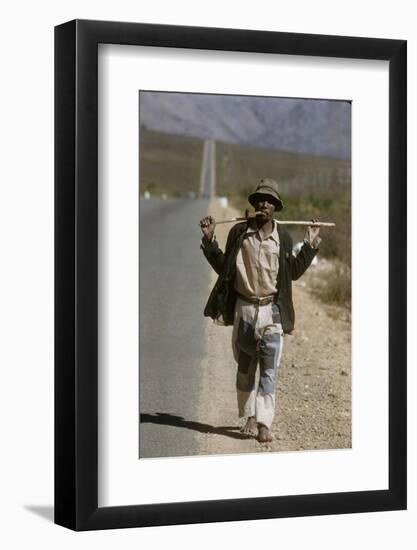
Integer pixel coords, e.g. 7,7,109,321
237,293,276,306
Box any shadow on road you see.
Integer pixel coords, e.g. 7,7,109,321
140,412,250,440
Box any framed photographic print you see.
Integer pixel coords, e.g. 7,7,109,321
55,19,406,530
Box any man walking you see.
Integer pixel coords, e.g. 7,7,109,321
199,178,321,443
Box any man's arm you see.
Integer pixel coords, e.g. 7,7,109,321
290,241,318,280
289,221,321,280
199,215,226,275
200,235,227,275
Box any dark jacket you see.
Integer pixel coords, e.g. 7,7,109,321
201,221,317,334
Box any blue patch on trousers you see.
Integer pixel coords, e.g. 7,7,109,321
258,332,281,394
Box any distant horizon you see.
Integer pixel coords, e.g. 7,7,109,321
139,91,351,161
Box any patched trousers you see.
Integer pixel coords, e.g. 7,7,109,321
232,297,284,429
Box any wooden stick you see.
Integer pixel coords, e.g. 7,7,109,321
215,217,251,224
214,213,335,227
276,221,335,227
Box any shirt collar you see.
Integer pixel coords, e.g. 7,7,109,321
246,218,279,243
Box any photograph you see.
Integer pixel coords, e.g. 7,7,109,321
138,91,352,458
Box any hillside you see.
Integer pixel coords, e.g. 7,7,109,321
139,92,351,159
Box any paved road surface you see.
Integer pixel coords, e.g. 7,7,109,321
139,197,212,458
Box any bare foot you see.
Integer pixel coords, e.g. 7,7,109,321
257,424,273,443
240,416,257,436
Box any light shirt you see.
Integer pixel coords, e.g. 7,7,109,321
234,219,280,299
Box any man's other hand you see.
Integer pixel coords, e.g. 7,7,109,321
199,215,216,242
304,218,321,248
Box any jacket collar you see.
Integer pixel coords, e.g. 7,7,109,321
276,219,284,242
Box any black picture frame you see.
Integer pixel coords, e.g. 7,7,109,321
55,19,407,531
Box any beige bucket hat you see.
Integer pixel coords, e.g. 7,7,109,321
248,178,284,211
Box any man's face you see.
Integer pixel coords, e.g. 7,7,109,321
253,194,276,221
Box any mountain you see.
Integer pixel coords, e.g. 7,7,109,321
139,92,351,160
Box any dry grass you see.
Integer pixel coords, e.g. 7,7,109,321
139,128,203,197
307,260,351,308
216,141,350,195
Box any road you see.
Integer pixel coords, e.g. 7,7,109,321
139,197,211,458
199,139,216,198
